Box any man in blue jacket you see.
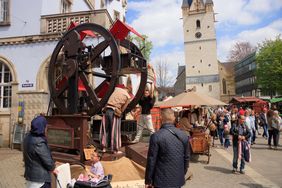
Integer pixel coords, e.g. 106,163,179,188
145,108,190,188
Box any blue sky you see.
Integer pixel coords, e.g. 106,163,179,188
125,0,282,81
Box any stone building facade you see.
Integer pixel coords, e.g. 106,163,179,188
218,61,236,103
181,0,220,99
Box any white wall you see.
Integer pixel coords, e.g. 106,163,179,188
1,41,57,90
0,0,43,37
42,0,90,15
105,0,126,21
72,0,91,12
41,0,59,15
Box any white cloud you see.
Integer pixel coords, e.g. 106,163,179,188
128,0,183,47
214,0,282,26
150,50,185,84
151,50,185,67
217,19,282,61
246,0,282,13
213,0,257,25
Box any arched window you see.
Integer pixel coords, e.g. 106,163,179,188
222,79,227,94
0,61,12,108
209,85,212,92
196,20,201,28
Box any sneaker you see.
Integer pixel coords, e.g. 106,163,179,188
239,170,245,174
232,168,237,173
129,140,139,144
268,145,273,149
102,148,107,153
274,146,278,150
113,150,123,154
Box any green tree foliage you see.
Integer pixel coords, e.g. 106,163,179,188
128,34,153,61
255,36,282,97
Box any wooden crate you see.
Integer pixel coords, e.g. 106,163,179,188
190,135,209,153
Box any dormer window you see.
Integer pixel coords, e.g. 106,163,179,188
0,0,10,25
100,0,105,8
196,20,201,29
114,10,120,21
61,0,71,13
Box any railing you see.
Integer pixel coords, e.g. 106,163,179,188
40,10,113,35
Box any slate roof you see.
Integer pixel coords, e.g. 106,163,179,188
182,0,213,8
205,0,213,4
182,0,193,8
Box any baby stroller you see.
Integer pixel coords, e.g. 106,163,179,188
73,175,112,188
55,163,112,188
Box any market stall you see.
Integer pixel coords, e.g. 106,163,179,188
156,91,226,164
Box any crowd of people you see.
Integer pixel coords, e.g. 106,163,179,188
177,105,281,176
204,106,281,150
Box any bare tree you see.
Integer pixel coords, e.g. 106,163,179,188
228,42,256,62
155,59,174,88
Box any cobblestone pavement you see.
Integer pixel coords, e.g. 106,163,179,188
184,131,282,188
0,131,281,188
0,149,25,188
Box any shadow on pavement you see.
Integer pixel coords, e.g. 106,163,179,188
204,166,233,174
190,154,209,164
251,147,282,151
251,147,271,150
250,142,269,146
240,183,265,188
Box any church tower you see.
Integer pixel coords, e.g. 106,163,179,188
182,0,220,99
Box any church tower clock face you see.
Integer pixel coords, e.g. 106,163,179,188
195,32,202,38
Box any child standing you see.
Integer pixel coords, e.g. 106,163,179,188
224,124,231,149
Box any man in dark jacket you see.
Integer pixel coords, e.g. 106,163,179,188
145,108,190,188
230,115,251,174
259,108,269,139
23,115,55,188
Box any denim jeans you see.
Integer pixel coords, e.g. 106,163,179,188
224,138,230,148
218,128,224,145
262,124,269,138
247,131,253,145
252,129,256,143
232,143,245,171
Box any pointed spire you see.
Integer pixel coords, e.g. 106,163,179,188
182,0,193,8
189,0,205,11
205,0,213,5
